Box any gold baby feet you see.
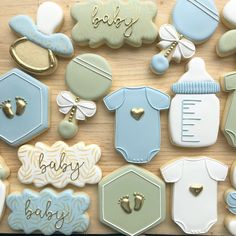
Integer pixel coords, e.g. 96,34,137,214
118,195,132,214
0,100,14,119
15,97,27,116
133,192,145,211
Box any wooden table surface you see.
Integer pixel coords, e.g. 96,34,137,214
0,0,234,235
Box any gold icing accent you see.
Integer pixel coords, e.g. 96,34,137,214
189,184,203,196
130,108,144,120
0,100,14,119
133,192,145,211
15,97,27,116
118,195,132,214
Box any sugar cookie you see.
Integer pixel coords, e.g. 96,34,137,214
70,0,158,48
0,68,49,147
169,58,220,147
57,54,112,139
225,189,236,214
99,165,166,236
161,156,228,235
230,160,236,189
9,2,74,76
17,141,102,188
104,87,170,163
151,0,219,75
222,0,236,29
7,189,90,235
225,215,236,236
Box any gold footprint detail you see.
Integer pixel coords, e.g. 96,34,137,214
134,192,145,211
15,97,27,116
1,100,14,119
118,195,132,214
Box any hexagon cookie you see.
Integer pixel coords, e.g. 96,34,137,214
99,165,166,236
0,68,49,146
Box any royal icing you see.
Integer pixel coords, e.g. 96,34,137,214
70,0,158,48
225,215,236,236
103,87,170,163
225,189,236,214
7,189,90,235
9,2,74,75
99,165,166,236
161,157,228,234
0,68,49,147
169,58,220,147
17,141,102,188
217,30,236,57
57,54,112,139
222,0,236,29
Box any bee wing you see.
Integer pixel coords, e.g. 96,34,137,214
172,48,182,63
159,24,179,42
57,91,74,114
76,100,97,120
157,40,173,50
178,38,196,59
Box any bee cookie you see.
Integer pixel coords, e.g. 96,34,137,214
103,87,170,163
151,0,219,75
169,57,220,147
161,157,228,234
57,53,112,139
7,189,90,235
17,141,102,188
222,0,236,29
70,0,158,49
9,1,74,76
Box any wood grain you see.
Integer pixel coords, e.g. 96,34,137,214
0,0,234,235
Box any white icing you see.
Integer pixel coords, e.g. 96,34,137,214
36,1,64,35
225,215,236,236
222,0,236,29
0,181,7,219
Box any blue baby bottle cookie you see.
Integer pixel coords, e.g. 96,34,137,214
104,87,170,164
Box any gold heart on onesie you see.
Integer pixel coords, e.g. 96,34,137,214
130,108,145,121
189,184,203,197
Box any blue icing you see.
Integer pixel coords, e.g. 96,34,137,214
104,87,170,164
0,68,49,147
6,188,90,235
226,191,236,214
172,0,219,43
9,15,74,57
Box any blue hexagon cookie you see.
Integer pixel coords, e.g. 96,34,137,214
0,68,49,146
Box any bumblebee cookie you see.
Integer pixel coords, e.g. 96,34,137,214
70,0,158,48
57,53,112,139
17,141,102,188
7,189,90,235
9,1,74,76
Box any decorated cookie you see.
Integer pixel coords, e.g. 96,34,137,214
70,0,158,48
7,189,90,235
104,87,170,164
230,161,236,189
0,68,49,147
9,1,74,76
225,189,236,215
161,157,228,235
225,215,236,236
99,165,166,236
17,141,102,188
222,0,236,29
151,0,219,75
57,54,112,139
169,58,220,147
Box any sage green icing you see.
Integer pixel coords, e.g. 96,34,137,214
58,120,78,139
66,54,112,100
217,30,236,57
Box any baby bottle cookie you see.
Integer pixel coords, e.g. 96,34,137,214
169,58,220,147
151,0,219,75
9,1,74,76
57,53,112,139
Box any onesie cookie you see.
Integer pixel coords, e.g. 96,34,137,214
161,157,228,235
169,57,220,147
99,165,166,236
57,53,112,139
104,87,170,163
70,0,158,48
9,1,74,76
7,189,90,235
222,0,236,29
17,141,102,188
151,0,219,75
0,68,49,147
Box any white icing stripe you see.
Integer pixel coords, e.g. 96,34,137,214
187,0,219,22
73,57,112,80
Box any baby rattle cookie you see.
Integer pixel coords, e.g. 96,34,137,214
17,141,102,188
103,86,170,164
7,188,90,235
161,156,228,235
222,0,236,29
151,0,219,75
0,68,49,147
70,0,158,49
9,1,74,76
57,53,112,139
169,57,220,147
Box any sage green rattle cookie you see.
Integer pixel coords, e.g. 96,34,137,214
57,54,112,139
